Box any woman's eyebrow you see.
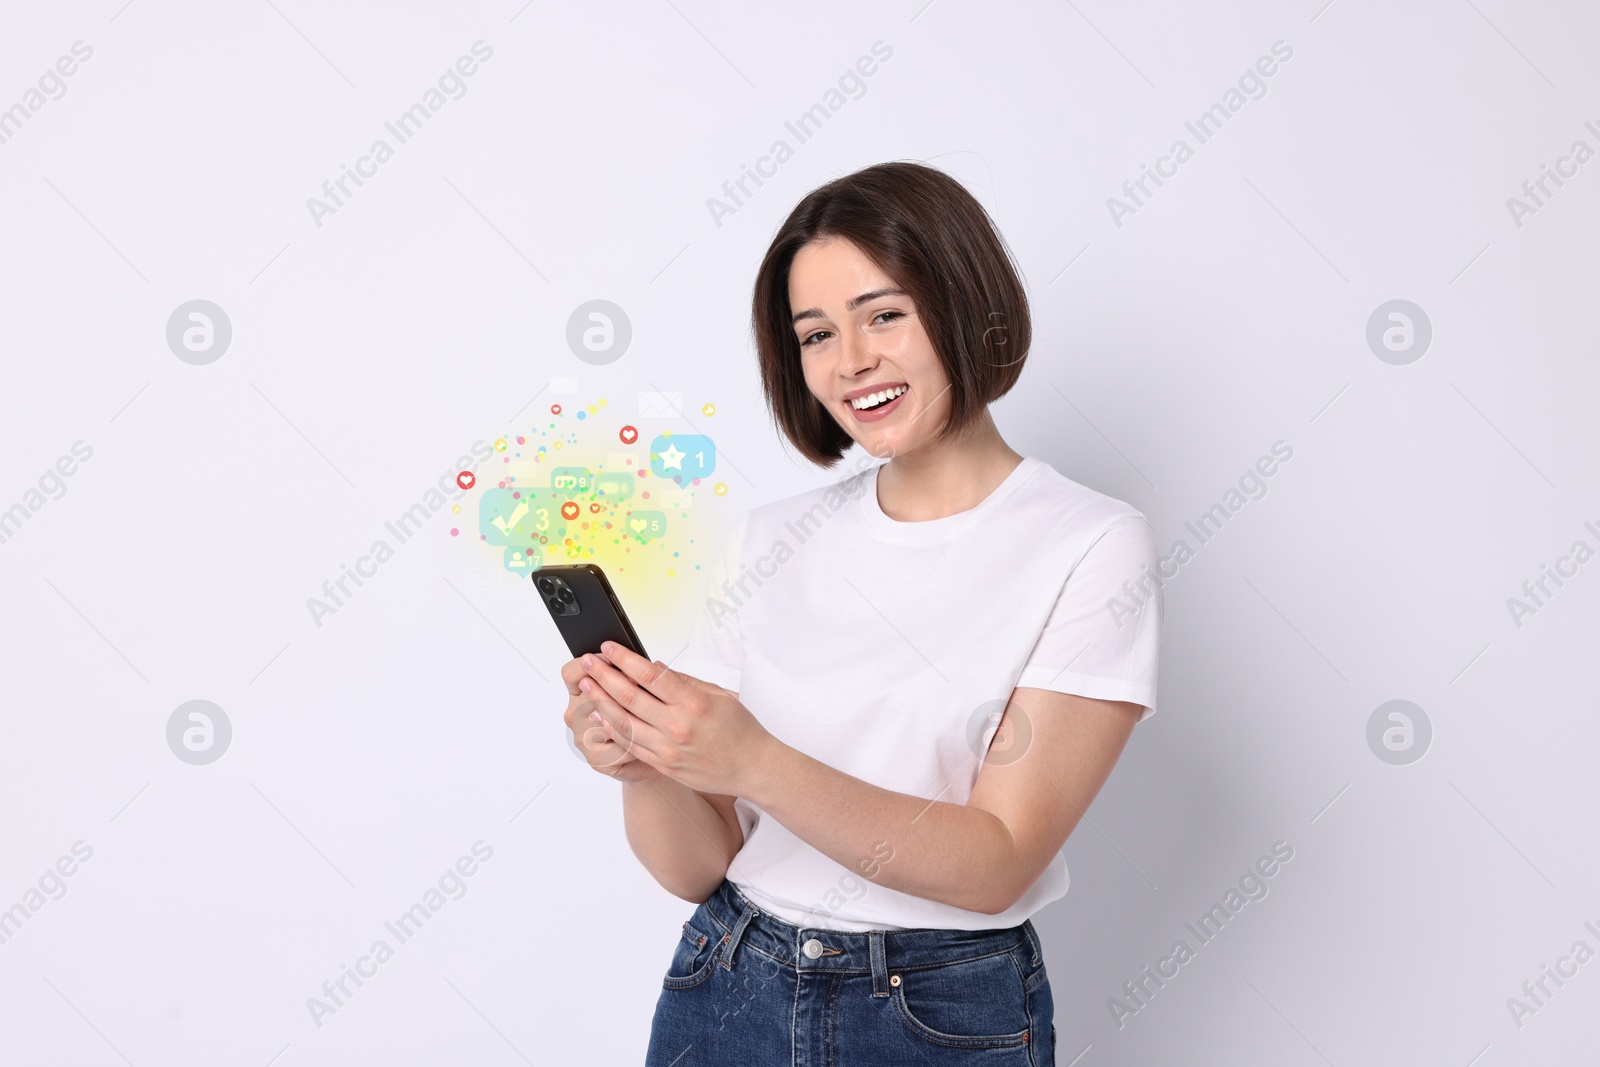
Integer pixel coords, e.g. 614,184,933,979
791,288,908,325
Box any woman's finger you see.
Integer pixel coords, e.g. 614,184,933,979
580,678,658,762
582,653,667,728
560,657,591,696
597,641,689,704
572,718,628,768
572,697,655,772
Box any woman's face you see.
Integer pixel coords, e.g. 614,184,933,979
788,236,953,461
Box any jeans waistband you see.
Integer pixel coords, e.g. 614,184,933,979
697,879,1042,997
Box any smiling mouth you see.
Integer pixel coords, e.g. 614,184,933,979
849,384,908,411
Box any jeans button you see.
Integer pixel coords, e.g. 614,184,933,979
802,938,824,959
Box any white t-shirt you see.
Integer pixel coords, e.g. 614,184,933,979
672,455,1163,932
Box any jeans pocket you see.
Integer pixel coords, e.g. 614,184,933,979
662,918,718,990
889,951,1032,1049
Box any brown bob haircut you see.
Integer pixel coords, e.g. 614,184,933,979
751,160,1032,467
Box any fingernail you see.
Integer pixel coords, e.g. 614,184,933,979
578,678,592,693
589,711,604,726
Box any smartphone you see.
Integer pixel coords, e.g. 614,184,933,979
533,564,648,660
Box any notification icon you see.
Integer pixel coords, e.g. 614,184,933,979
619,425,638,444
560,501,580,520
456,471,475,490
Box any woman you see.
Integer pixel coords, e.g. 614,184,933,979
562,161,1163,1065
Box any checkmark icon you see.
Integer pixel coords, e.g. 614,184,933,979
492,500,529,535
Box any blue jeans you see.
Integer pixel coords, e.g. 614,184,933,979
645,878,1057,1066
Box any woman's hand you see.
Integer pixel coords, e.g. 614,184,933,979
579,641,776,797
561,656,661,784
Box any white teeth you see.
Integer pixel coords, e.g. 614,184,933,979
851,385,907,410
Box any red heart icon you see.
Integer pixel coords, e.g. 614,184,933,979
456,471,475,490
619,425,638,444
561,501,580,520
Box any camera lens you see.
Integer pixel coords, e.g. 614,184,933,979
558,587,575,603
537,578,555,594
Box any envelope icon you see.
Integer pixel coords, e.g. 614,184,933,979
464,567,504,590
639,391,682,418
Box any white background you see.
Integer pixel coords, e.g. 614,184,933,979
2,1,1597,1063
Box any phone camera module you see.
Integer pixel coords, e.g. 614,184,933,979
540,576,580,616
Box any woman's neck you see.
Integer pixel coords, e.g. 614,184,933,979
872,413,1024,522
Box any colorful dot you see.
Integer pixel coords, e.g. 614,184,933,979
494,438,508,451
597,397,608,407
452,504,461,513
702,403,716,416
450,528,459,536
576,411,586,420
714,483,728,495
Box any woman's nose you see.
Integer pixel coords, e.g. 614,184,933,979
838,329,876,375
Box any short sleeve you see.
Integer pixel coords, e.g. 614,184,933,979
1015,514,1163,721
668,514,749,693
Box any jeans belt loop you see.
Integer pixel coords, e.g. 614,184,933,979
869,930,890,996
720,901,759,970
1022,919,1043,968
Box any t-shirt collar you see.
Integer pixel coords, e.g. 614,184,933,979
856,456,1042,544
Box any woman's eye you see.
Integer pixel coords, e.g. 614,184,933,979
798,312,900,347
